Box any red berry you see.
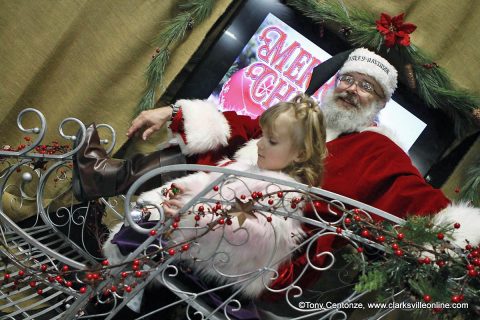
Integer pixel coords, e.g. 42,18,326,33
182,244,190,251
394,249,403,257
357,247,364,253
30,281,37,288
102,260,109,266
41,264,48,272
168,249,176,256
240,194,246,200
48,276,55,283
4,274,10,281
361,229,370,238
132,264,140,271
37,289,43,295
391,243,399,250
92,273,99,280
451,295,460,303
376,235,385,243
133,259,140,266
472,250,479,257
472,258,480,266
79,287,87,294
266,216,272,223
436,260,446,267
125,285,132,293
467,264,475,270
336,227,342,234
66,281,73,287
468,269,478,277
437,233,444,240
277,191,283,198
423,257,431,264
454,223,461,229
353,215,361,221
226,218,232,225
171,223,178,229
194,215,201,221
213,186,219,192
396,233,405,241
18,270,25,277
344,218,351,224
218,218,225,225
135,271,143,278
423,295,431,302
110,285,117,292
290,203,297,209
268,199,274,205
466,244,473,251
121,272,128,278
62,265,69,272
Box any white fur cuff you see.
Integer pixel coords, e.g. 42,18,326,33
174,99,231,155
432,202,480,247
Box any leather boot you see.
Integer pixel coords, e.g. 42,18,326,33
73,124,186,202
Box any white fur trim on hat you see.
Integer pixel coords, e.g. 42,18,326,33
174,99,231,155
339,48,398,100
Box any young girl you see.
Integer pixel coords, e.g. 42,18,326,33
103,93,327,301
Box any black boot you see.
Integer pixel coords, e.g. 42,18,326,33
72,124,186,202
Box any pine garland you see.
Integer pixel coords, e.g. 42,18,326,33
135,0,216,115
460,157,480,206
345,215,480,319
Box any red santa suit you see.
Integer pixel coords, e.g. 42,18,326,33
164,98,480,293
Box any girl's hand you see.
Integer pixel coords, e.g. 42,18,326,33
163,199,183,217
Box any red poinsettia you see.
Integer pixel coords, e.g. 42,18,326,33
376,13,417,48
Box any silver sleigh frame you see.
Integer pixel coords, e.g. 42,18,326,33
0,109,411,320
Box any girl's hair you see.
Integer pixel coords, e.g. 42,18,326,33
259,94,328,186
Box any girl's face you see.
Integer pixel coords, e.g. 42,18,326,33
257,112,301,171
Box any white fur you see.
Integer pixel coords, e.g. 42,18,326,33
431,202,480,247
172,99,231,155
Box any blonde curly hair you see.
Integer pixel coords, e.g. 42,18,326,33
259,94,327,186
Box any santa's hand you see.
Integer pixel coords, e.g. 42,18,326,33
127,106,173,141
163,199,184,217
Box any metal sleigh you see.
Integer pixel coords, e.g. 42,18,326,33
1,108,411,320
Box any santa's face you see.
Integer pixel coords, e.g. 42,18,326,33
333,72,384,109
322,73,386,133
257,112,301,171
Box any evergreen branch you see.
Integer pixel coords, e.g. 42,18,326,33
135,0,216,115
460,157,480,206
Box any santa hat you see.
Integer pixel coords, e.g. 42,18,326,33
306,48,398,100
339,48,397,100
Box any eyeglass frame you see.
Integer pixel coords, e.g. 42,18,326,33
336,74,384,99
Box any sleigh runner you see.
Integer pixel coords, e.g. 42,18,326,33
1,109,476,320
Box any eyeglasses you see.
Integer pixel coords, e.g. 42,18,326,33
337,74,383,98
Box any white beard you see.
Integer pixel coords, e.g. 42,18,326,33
321,90,383,134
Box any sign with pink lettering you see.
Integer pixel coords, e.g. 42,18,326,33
208,13,332,118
